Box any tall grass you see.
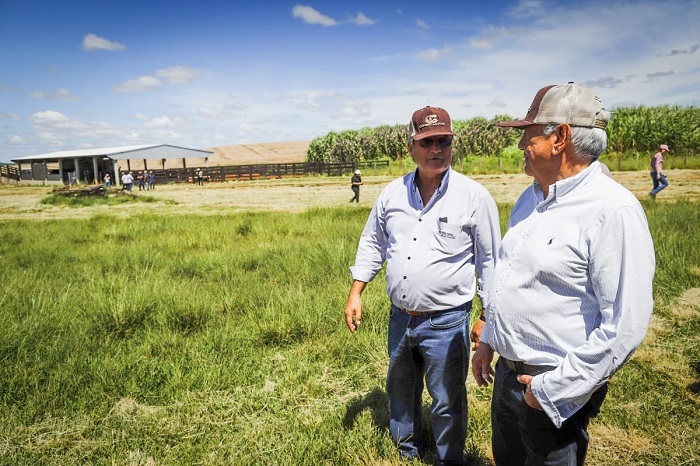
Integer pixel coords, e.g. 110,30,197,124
0,201,698,465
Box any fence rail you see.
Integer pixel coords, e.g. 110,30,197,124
151,160,389,185
0,165,20,182
4,160,390,186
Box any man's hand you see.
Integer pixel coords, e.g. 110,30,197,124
517,374,544,411
344,294,362,333
470,319,485,350
472,343,495,387
344,280,367,333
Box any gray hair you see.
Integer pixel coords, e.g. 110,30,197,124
542,109,611,160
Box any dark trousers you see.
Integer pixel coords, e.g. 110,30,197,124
350,186,360,202
491,358,608,466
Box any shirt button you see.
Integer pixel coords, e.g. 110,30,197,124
413,238,416,241
402,295,406,298
403,276,407,279
419,218,422,222
407,257,411,260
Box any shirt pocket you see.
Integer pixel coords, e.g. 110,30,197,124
428,219,465,255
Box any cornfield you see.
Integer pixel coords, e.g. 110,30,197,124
306,106,700,164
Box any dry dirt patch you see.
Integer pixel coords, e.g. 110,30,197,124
1,169,698,220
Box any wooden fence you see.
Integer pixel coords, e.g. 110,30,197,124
152,160,389,185
0,165,20,182
2,160,389,186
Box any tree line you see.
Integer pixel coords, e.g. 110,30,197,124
306,105,700,163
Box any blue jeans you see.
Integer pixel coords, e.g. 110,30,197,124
650,172,668,195
491,358,608,466
387,303,471,466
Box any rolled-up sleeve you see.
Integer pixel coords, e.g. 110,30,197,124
350,198,389,283
472,191,501,310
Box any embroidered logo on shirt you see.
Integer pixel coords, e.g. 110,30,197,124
437,229,456,240
548,238,555,245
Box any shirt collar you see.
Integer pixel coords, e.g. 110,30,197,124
410,168,451,209
411,168,451,192
535,161,603,203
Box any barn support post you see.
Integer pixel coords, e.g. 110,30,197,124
92,156,99,184
143,159,148,171
75,158,81,185
113,160,121,187
58,159,64,184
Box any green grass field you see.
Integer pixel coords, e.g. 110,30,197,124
0,197,698,465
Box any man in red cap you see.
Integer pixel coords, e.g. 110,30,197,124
650,144,670,199
472,83,656,465
344,106,501,465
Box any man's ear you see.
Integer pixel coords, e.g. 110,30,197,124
551,124,571,156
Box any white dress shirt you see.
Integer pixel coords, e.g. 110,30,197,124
350,168,501,311
481,161,655,428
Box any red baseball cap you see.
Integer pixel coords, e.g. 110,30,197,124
408,106,456,141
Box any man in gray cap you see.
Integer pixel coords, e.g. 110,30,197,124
345,106,501,465
472,83,656,465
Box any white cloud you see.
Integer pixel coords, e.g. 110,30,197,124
416,46,452,61
10,135,23,143
665,44,699,55
82,33,126,51
155,66,202,84
32,110,73,125
489,97,507,108
113,76,162,93
292,5,337,26
507,0,545,18
469,38,493,49
30,88,80,101
349,12,377,26
144,116,182,128
0,113,20,120
416,20,429,29
584,77,624,89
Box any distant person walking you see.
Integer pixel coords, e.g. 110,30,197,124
138,171,146,191
103,173,111,189
349,169,363,203
650,144,670,199
196,169,205,186
149,171,156,190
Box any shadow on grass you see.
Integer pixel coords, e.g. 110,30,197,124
343,388,493,466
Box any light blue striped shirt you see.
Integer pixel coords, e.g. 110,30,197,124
350,168,501,311
482,161,655,428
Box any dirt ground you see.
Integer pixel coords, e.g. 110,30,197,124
0,169,698,220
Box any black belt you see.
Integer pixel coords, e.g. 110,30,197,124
501,357,556,377
393,302,472,317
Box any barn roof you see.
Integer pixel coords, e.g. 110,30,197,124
12,144,213,162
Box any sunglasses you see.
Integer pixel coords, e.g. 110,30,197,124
417,137,453,148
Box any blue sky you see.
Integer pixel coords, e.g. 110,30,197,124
1,0,699,162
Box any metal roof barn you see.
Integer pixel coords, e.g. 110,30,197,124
11,144,213,186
